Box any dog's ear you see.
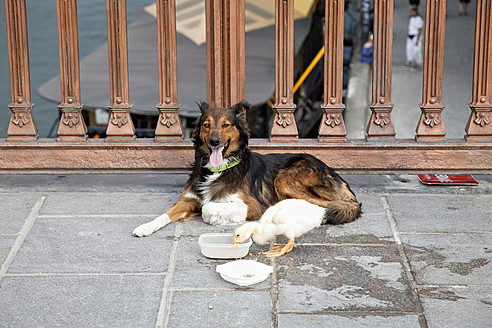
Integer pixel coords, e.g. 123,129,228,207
196,101,209,114
230,101,251,119
191,118,201,146
191,113,203,146
230,101,251,142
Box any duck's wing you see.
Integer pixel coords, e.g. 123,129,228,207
271,214,288,225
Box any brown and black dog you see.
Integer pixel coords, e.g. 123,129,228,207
132,102,361,237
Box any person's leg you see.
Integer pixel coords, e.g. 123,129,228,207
406,37,413,66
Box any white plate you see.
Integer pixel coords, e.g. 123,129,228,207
216,260,273,286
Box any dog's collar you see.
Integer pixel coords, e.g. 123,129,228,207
208,158,241,173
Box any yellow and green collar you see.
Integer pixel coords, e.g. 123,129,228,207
208,158,241,173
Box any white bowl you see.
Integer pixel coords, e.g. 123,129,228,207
216,260,273,286
198,233,252,259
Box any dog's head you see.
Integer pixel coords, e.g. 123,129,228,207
192,101,250,168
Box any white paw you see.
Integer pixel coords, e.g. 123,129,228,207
132,214,171,237
202,202,247,225
132,222,156,237
203,213,230,226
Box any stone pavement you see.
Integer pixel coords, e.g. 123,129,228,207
0,173,491,327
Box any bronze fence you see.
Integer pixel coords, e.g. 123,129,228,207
1,0,491,172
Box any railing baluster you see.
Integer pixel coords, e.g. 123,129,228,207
5,0,38,142
270,0,298,142
465,0,492,142
205,0,245,108
105,0,135,141
318,0,347,143
155,0,183,142
415,0,446,142
366,0,395,141
56,0,87,142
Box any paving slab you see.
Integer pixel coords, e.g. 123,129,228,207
8,216,174,274
0,236,15,265
345,174,492,195
40,192,180,216
387,194,492,233
278,313,421,328
419,287,492,328
0,173,190,193
0,275,164,328
352,193,386,215
342,174,396,192
167,290,272,328
296,212,393,245
275,245,417,313
0,193,42,234
402,234,492,286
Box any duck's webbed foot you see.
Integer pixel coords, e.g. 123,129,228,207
263,238,296,258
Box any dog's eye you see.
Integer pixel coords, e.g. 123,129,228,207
222,123,230,128
203,123,210,128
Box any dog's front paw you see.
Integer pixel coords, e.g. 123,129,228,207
201,203,223,225
132,222,156,237
201,202,246,225
132,214,171,237
205,214,228,225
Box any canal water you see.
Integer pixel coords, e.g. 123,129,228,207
0,0,154,138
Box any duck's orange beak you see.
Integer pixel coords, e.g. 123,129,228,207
232,239,239,245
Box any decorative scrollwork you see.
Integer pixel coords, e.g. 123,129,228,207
111,112,129,127
62,112,80,128
474,112,491,127
276,112,293,128
12,112,30,127
424,112,441,127
325,113,341,128
160,112,177,128
374,113,391,127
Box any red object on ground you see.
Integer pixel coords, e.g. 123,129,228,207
418,174,479,185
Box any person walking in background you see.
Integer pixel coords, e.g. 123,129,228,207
359,33,373,64
404,6,424,71
458,0,471,15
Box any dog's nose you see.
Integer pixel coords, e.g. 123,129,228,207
209,136,220,147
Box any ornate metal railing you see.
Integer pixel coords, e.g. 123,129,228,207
1,0,491,172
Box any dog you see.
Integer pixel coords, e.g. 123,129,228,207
132,101,361,237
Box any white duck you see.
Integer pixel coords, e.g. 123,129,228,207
232,198,328,257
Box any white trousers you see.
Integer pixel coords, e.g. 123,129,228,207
406,36,423,66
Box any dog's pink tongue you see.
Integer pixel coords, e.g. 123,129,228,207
210,146,224,168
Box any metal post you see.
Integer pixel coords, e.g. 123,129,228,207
155,0,183,142
415,0,447,142
56,0,87,142
205,0,245,108
366,0,395,141
270,0,298,142
465,0,492,142
318,0,347,143
5,0,38,142
105,0,135,141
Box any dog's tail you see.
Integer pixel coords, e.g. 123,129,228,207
321,199,362,225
